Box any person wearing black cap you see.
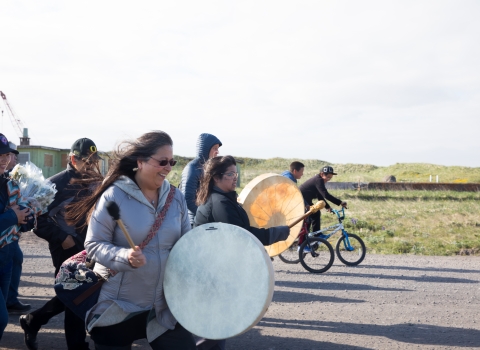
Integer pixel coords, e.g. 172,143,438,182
299,166,347,240
20,137,103,350
0,134,37,341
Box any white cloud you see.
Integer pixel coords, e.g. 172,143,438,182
0,0,479,166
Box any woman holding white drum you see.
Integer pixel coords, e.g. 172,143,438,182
71,131,196,350
194,155,289,350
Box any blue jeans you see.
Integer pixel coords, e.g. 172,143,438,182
6,240,22,306
0,259,13,340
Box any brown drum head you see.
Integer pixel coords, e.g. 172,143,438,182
238,173,305,257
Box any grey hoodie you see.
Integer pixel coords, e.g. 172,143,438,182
85,176,190,340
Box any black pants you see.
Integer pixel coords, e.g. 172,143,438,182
90,311,196,350
25,246,89,350
196,338,226,350
309,210,321,232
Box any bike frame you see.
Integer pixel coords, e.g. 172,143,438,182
306,207,356,252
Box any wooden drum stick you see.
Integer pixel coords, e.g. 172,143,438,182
288,201,326,228
106,201,136,250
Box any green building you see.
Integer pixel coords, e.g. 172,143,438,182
16,145,109,178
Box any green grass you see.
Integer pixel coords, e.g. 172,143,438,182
168,156,480,187
233,157,480,185
167,156,480,256
320,190,480,256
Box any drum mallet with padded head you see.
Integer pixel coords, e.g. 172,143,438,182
106,201,136,250
287,200,326,228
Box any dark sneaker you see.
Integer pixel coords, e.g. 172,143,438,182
7,301,31,314
297,245,311,253
19,315,38,350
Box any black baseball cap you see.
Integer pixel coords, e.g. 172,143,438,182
321,166,337,175
0,134,19,155
70,138,102,160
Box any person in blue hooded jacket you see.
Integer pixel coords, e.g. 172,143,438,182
180,133,222,226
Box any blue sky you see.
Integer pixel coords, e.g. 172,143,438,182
0,0,479,166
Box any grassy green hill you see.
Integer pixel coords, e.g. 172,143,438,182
168,156,480,189
166,156,480,256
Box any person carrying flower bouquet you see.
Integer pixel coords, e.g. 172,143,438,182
0,133,38,341
4,142,33,315
20,138,103,350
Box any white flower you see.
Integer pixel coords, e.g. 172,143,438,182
13,162,57,212
75,272,87,281
62,282,80,290
56,268,71,283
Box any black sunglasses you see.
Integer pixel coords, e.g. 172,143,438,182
149,156,177,167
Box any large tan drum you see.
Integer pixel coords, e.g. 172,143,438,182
164,223,274,340
238,173,305,257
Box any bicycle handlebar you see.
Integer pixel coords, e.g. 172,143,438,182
331,207,346,220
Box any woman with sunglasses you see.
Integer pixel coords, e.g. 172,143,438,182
194,155,289,350
68,131,195,350
195,155,290,246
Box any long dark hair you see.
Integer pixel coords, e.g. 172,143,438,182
66,131,173,226
196,155,236,205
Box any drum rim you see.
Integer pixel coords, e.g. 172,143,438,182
164,222,274,339
238,173,305,256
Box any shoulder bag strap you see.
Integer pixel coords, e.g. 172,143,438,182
106,185,177,277
138,184,176,250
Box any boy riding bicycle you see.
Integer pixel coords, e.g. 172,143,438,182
298,166,347,252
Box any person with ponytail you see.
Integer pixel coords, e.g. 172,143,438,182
194,155,290,350
195,155,290,246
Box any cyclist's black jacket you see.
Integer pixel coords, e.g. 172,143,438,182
299,174,342,209
194,187,289,246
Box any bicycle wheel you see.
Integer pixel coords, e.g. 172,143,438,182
299,237,334,273
278,239,301,264
336,233,366,266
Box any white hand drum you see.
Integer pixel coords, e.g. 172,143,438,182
238,173,305,257
164,223,274,340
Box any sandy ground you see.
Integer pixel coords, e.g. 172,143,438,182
1,231,480,350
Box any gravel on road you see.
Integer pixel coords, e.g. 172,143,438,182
1,232,479,350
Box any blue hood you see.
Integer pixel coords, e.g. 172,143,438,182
195,133,222,162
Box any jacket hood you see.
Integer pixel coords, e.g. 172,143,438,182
113,176,171,210
195,133,222,162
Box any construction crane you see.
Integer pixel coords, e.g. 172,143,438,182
0,91,30,145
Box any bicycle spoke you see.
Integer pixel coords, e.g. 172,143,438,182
299,238,334,273
279,240,301,264
336,233,366,266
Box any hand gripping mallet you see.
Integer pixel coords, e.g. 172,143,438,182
105,201,136,250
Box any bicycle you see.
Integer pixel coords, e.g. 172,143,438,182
278,220,310,264
278,219,335,273
299,207,366,273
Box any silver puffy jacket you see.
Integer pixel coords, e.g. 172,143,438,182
85,176,190,338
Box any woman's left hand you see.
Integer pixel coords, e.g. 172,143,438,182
128,246,146,268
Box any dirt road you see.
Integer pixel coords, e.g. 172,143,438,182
2,232,479,349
